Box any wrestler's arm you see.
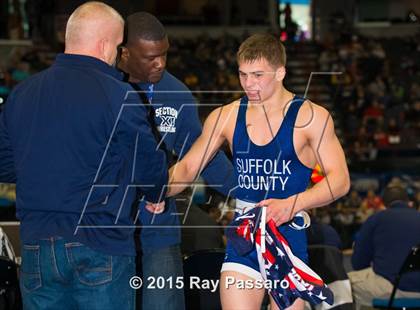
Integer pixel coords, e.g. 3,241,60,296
173,95,235,197
166,107,227,197
259,104,350,225
296,105,350,209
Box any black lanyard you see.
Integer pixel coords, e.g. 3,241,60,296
123,72,173,164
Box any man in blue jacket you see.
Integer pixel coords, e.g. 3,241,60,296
349,185,420,309
0,3,167,309
118,12,235,310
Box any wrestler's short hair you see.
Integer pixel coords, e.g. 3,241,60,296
125,12,166,45
237,33,286,68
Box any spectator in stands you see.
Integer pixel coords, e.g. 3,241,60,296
410,82,420,99
316,208,332,225
373,123,389,148
363,98,383,122
413,191,420,211
307,211,342,249
333,202,356,248
387,117,402,145
353,84,367,110
348,185,420,309
0,70,11,102
370,41,386,59
208,206,222,223
405,99,420,130
344,103,361,137
355,203,374,225
344,190,362,210
10,61,30,83
368,75,386,98
361,189,384,211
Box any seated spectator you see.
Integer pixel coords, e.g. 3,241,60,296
361,189,384,211
348,185,420,309
344,190,362,210
307,212,342,249
316,207,332,225
345,103,361,136
413,191,420,211
0,69,11,102
334,203,356,248
387,117,402,145
410,82,420,99
363,98,383,122
373,123,389,148
405,99,420,130
367,76,386,98
207,206,222,223
355,203,374,224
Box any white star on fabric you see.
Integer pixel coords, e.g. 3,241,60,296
276,247,285,257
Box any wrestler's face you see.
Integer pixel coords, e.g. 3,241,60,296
123,37,169,83
238,58,285,102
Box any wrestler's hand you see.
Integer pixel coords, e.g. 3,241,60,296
145,200,165,214
256,196,297,226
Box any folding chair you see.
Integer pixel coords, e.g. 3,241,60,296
0,225,21,310
372,244,420,309
1,256,19,308
307,245,353,310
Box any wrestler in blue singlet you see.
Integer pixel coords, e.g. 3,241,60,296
222,95,313,279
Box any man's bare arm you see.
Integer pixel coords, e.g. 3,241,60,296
296,105,350,210
166,107,227,197
258,104,350,225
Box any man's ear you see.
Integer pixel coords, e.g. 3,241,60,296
275,66,286,82
120,46,130,62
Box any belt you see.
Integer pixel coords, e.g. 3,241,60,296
235,198,311,230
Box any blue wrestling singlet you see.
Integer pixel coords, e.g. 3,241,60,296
222,95,313,279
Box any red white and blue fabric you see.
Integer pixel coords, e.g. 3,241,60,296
226,207,334,309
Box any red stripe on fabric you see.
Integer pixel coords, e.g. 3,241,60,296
286,275,296,289
268,220,290,247
263,248,276,264
294,267,324,286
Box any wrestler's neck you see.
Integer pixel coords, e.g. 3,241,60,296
248,86,293,113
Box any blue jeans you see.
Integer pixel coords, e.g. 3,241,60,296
140,245,185,310
20,237,135,310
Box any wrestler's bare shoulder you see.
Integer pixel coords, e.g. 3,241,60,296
203,99,241,129
199,100,241,143
295,99,331,131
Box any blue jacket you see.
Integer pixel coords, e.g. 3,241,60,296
0,54,168,256
352,202,420,292
136,71,235,249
